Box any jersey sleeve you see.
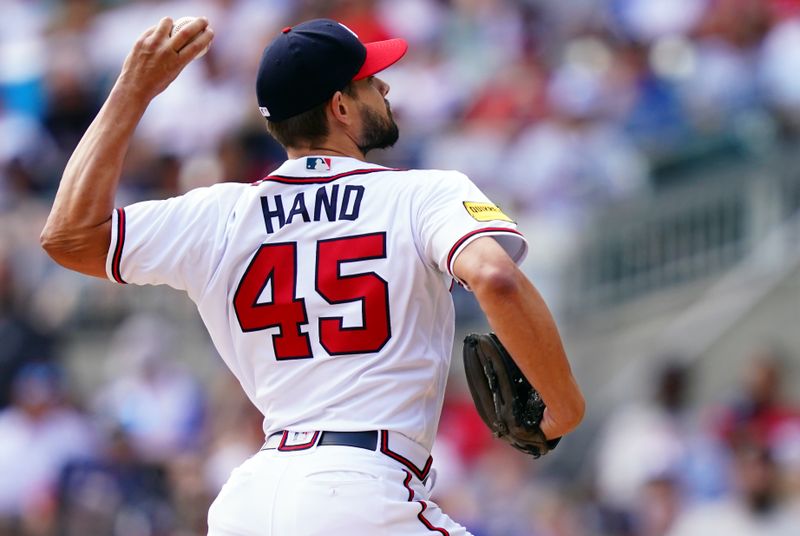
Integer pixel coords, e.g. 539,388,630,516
413,171,528,288
105,184,234,299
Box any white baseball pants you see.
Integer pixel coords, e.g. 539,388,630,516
207,438,472,535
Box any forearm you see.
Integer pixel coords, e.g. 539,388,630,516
473,270,585,438
41,81,149,276
41,16,213,278
454,237,585,439
56,81,148,229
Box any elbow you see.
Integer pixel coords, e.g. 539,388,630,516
468,261,521,298
40,229,68,268
40,224,75,267
39,215,111,278
40,225,59,258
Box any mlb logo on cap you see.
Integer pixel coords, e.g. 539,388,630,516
306,157,332,171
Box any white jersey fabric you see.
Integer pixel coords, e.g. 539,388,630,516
106,156,526,451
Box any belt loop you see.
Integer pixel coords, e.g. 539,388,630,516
379,430,433,481
277,430,321,452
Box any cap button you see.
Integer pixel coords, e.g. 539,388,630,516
282,26,292,34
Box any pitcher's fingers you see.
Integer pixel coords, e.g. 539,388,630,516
170,17,209,53
134,22,161,48
139,24,158,40
177,27,214,62
152,16,174,42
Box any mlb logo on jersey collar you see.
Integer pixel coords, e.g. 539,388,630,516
306,157,332,171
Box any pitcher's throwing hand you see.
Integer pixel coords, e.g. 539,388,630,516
118,16,213,102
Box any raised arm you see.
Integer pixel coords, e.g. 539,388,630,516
453,236,585,439
40,17,214,277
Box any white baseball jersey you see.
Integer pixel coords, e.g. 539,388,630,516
106,156,527,451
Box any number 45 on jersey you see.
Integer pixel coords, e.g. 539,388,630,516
233,233,391,360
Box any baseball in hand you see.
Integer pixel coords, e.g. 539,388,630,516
171,16,210,59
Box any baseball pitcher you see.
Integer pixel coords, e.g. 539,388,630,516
41,16,585,535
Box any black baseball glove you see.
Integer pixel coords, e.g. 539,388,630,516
463,333,561,458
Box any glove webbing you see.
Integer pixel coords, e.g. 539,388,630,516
481,358,509,438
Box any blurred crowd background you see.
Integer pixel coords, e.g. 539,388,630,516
2,0,800,535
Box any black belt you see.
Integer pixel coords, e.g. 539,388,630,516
318,430,378,450
262,430,378,451
261,430,433,481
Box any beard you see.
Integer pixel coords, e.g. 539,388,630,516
357,100,399,155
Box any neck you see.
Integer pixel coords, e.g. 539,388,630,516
285,129,367,161
286,148,364,160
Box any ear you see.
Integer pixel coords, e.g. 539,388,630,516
328,90,355,127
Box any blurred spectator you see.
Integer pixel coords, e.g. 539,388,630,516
376,0,446,47
93,314,205,463
330,0,393,43
440,0,526,95
437,389,495,466
167,453,215,535
760,16,800,132
594,362,697,532
506,83,648,213
43,0,103,161
468,443,563,535
665,0,768,135
217,124,287,182
636,477,681,536
56,427,173,536
0,252,54,408
609,0,708,44
715,348,800,451
0,363,96,532
770,0,800,20
429,388,493,516
418,56,547,199
0,104,60,205
508,82,648,311
380,49,464,140
666,444,800,536
203,371,263,493
0,0,48,119
617,42,692,154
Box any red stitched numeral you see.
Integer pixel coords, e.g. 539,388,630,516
233,243,312,360
233,233,390,360
317,233,391,355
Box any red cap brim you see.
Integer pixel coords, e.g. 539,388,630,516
353,38,408,80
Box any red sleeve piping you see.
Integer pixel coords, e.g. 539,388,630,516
110,208,127,284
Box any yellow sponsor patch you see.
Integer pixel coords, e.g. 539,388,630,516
463,201,513,223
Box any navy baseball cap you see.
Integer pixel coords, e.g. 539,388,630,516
256,19,408,122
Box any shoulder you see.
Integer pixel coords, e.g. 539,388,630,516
194,181,251,200
135,181,250,208
400,167,469,181
123,182,251,234
168,181,252,214
389,167,473,192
